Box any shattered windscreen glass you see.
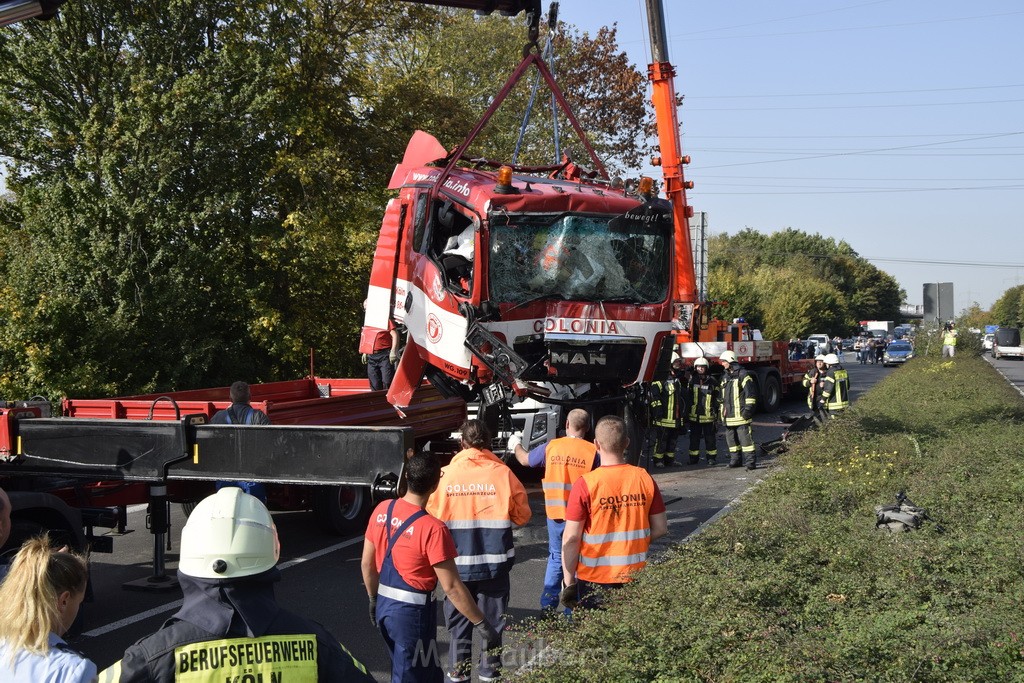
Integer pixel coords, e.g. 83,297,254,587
488,212,670,304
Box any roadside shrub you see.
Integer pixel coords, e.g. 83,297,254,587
515,356,1024,682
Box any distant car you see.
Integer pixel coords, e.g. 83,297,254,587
983,333,995,351
992,327,1023,360
807,334,831,354
842,338,857,351
882,341,914,367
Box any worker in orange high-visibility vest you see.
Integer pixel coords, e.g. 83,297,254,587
559,416,668,610
510,409,598,611
428,420,531,683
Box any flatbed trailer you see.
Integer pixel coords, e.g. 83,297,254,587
0,378,466,589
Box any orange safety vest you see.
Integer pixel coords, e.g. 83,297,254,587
541,437,598,521
426,448,531,581
576,464,657,585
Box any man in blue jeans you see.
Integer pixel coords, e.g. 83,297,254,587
510,409,598,611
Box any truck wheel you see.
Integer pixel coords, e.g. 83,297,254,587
312,485,372,535
758,374,782,413
5,519,80,553
622,401,646,466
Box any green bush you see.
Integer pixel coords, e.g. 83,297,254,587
515,356,1024,682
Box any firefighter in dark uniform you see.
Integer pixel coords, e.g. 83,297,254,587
718,350,758,470
821,353,850,417
649,357,688,467
802,354,829,424
686,357,720,465
100,487,373,682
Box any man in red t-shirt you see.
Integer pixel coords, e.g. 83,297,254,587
561,416,668,610
361,453,499,682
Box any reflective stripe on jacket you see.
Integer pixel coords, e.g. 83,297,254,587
426,448,531,581
802,369,825,409
577,465,656,585
650,379,684,428
822,367,850,411
720,368,757,426
687,375,719,423
540,437,598,520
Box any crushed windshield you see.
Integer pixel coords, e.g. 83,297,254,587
488,212,670,304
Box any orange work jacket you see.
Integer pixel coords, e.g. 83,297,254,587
541,436,598,521
576,464,656,585
426,447,531,581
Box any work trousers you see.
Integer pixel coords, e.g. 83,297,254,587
653,425,683,464
377,594,441,683
541,517,566,612
368,349,395,391
442,574,509,681
725,423,756,469
942,345,956,358
687,421,718,463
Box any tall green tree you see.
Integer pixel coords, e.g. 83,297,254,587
0,0,394,397
707,228,904,338
362,11,648,174
991,285,1024,327
957,302,993,331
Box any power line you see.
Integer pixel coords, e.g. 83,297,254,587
684,0,895,37
696,174,1024,181
674,9,1024,42
687,133,1024,139
685,97,1024,112
692,185,1024,195
686,83,1024,100
713,244,1024,269
695,131,1024,170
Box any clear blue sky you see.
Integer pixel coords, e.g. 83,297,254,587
562,0,1024,313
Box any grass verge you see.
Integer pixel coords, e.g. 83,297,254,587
513,356,1024,682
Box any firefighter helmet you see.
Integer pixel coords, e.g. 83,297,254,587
719,350,738,364
179,487,279,580
824,353,840,365
815,354,827,362
694,357,709,368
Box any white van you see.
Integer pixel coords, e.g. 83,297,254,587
806,334,832,354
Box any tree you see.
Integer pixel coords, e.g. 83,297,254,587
707,227,904,338
361,10,648,175
751,266,848,340
0,1,651,400
957,303,993,331
990,285,1024,327
0,0,396,397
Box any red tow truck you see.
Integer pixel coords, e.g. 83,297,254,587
676,318,813,412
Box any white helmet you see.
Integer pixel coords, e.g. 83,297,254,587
824,353,840,365
694,357,709,368
815,354,827,362
719,350,738,364
178,487,279,579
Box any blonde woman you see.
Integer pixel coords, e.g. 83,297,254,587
0,535,96,682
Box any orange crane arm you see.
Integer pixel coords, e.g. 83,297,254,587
645,0,697,307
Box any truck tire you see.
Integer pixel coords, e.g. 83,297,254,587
622,401,646,466
757,372,782,413
312,485,372,535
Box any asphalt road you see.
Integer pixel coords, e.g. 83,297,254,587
69,359,895,680
986,351,1024,398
